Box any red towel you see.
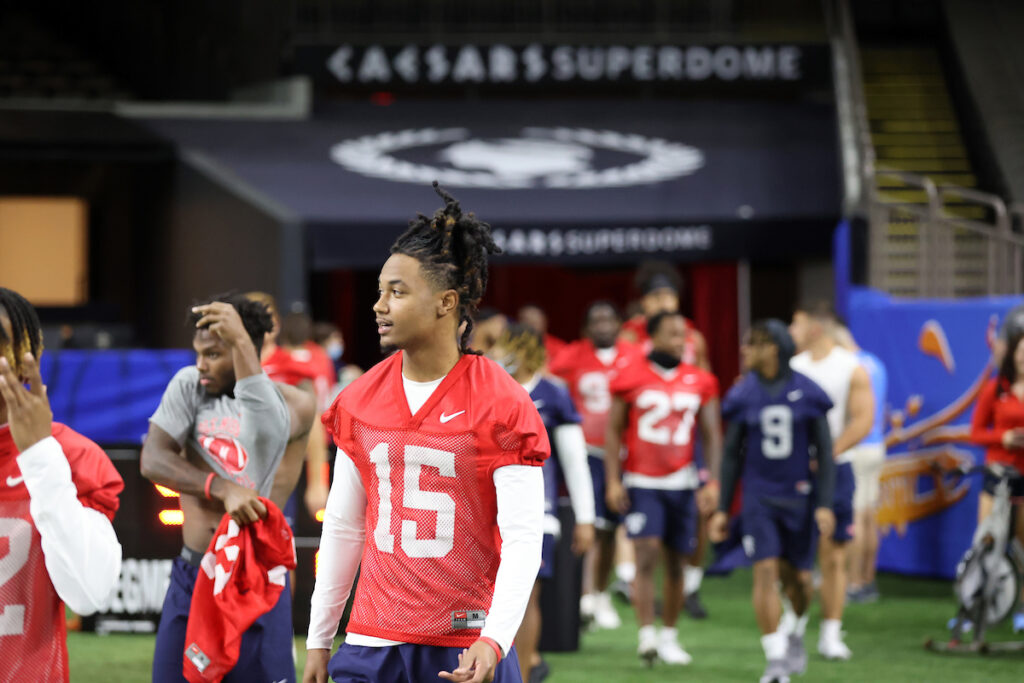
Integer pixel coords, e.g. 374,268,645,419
183,498,297,683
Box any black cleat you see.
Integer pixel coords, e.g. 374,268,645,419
527,658,550,683
684,591,708,620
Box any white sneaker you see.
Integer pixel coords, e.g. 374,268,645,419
592,592,621,630
818,637,852,661
656,631,693,666
580,593,596,624
637,626,658,666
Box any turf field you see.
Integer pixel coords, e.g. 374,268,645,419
68,571,1024,682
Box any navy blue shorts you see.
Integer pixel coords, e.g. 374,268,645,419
152,555,295,683
741,497,816,570
588,455,621,531
623,487,697,554
538,533,556,580
983,469,1024,502
328,642,522,683
831,462,855,543
284,490,299,533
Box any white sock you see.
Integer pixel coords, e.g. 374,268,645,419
821,619,842,643
683,566,703,596
638,624,657,643
659,626,678,643
794,613,809,638
761,631,787,661
616,562,636,583
778,605,797,636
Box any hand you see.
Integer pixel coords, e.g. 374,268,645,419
572,523,595,555
606,480,630,515
0,354,53,452
304,482,329,520
212,478,268,525
708,510,729,543
192,303,252,349
696,484,719,515
438,640,499,682
302,648,330,683
815,507,836,539
1003,429,1024,450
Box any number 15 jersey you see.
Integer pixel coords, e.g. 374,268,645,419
322,352,549,647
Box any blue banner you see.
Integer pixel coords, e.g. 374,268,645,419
848,287,1022,578
39,350,193,446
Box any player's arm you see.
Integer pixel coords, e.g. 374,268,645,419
553,422,596,554
810,415,837,537
709,420,745,543
603,396,631,514
0,354,122,615
304,420,330,517
832,365,874,456
304,451,367,682
697,396,723,513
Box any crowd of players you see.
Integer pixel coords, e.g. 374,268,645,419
4,182,1022,683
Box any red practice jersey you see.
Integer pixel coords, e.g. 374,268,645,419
322,352,549,647
610,359,719,477
620,314,701,366
0,423,122,683
262,343,334,410
549,340,641,449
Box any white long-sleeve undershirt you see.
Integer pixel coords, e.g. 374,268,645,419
552,423,595,525
306,452,544,655
16,436,122,615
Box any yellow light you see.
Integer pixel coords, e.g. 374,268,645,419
315,508,326,523
154,484,180,498
159,509,184,526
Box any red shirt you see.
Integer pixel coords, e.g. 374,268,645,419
549,340,642,449
610,359,719,478
970,378,1024,469
0,423,122,683
543,334,567,363
322,352,549,647
262,343,335,410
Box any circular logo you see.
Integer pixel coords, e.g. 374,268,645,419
200,436,249,475
330,127,704,189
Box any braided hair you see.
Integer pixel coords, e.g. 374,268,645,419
391,182,501,354
0,287,44,377
497,323,547,376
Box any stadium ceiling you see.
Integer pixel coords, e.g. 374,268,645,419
147,98,839,268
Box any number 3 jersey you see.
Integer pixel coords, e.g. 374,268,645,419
321,352,549,647
0,423,122,683
721,371,833,500
610,359,719,481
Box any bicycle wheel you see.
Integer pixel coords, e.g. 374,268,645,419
956,547,1021,625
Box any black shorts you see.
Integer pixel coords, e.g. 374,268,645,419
982,469,1024,503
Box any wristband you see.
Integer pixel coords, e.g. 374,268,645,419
204,472,216,500
478,637,503,663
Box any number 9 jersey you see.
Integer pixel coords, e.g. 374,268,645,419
611,359,719,479
721,371,833,500
321,352,549,647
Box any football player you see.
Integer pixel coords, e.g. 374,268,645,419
710,320,836,683
604,311,722,666
305,183,547,683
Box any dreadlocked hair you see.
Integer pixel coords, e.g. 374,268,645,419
390,181,502,354
187,292,274,353
498,323,547,376
0,287,43,377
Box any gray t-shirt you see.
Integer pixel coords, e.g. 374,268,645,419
149,366,290,496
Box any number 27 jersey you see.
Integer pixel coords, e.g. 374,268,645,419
322,352,549,647
611,360,719,478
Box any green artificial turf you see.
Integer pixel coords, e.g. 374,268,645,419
67,571,1024,682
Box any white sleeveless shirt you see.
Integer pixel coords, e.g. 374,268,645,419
790,346,860,463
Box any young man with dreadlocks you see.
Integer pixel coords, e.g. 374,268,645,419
142,294,315,682
305,183,548,683
0,287,124,682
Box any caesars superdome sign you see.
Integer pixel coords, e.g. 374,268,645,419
298,43,830,92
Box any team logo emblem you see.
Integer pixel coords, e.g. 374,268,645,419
330,127,704,189
199,435,249,475
625,512,648,536
742,534,756,557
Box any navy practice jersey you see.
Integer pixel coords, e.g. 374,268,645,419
530,377,583,519
721,371,833,501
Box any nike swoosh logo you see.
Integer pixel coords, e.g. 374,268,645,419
439,410,466,424
787,390,803,401
7,475,23,487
